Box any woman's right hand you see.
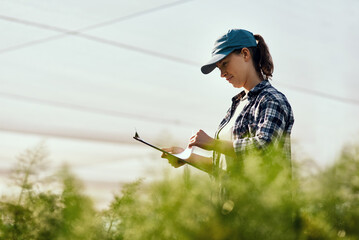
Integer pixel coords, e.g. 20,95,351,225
161,147,186,168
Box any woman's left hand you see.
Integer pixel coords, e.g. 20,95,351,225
188,129,216,150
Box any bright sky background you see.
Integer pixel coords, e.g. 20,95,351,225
1,0,359,208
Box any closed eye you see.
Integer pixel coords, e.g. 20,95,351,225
216,60,227,70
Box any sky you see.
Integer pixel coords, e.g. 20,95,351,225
1,0,359,208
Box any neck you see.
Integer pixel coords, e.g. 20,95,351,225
243,72,262,91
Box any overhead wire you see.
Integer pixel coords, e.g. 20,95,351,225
0,1,356,172
0,0,207,179
0,0,202,128
0,0,358,144
0,124,134,144
0,0,192,34
0,15,198,67
278,83,359,106
0,0,193,59
0,0,202,142
0,9,358,106
0,91,196,127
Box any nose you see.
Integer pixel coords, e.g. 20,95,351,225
220,69,227,78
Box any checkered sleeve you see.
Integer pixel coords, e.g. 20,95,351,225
233,100,288,153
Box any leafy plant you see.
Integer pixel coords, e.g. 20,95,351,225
1,142,359,239
0,144,105,240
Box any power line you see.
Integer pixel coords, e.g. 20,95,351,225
277,83,359,106
75,32,199,66
75,0,193,32
0,124,134,145
0,0,192,34
0,0,193,55
0,91,196,127
0,4,358,106
0,15,198,66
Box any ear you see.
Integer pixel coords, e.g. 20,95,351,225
242,48,251,62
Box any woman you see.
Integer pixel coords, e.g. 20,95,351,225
162,29,294,176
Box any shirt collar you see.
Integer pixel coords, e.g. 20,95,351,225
232,90,246,103
247,80,270,99
232,80,270,103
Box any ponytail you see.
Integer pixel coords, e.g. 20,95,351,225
250,34,274,80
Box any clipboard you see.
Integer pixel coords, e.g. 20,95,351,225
133,131,204,171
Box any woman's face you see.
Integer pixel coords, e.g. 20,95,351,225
216,49,250,88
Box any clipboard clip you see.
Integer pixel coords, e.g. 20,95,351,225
133,130,140,140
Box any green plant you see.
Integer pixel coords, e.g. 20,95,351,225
2,142,359,239
0,144,105,240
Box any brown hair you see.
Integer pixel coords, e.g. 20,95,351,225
251,34,274,80
234,34,274,80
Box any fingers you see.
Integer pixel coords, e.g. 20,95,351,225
162,149,184,168
189,136,195,147
167,159,184,168
189,130,199,146
160,146,186,168
161,147,172,158
190,129,204,138
188,139,196,148
161,146,184,155
162,147,173,152
161,147,182,158
161,151,169,158
188,129,205,147
188,129,215,150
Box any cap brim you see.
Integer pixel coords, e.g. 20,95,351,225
201,50,233,74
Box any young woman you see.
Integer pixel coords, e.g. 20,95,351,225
161,29,294,175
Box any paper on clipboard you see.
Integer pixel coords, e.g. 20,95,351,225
133,131,193,161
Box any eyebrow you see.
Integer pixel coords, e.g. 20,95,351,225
216,58,226,68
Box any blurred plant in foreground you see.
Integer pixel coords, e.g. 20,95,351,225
0,144,104,240
1,143,359,239
105,145,298,240
298,144,359,239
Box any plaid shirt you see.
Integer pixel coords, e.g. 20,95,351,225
213,80,294,172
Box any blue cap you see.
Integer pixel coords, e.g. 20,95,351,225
201,29,257,74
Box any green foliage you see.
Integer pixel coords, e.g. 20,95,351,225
0,144,105,240
104,147,296,240
1,143,359,239
298,144,359,240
